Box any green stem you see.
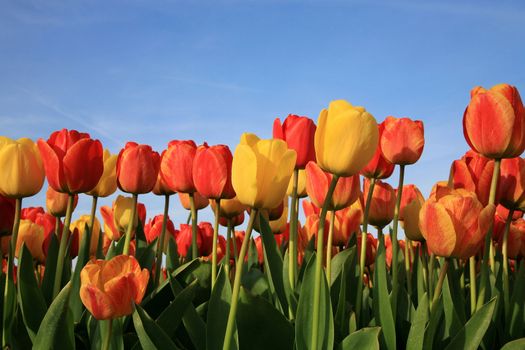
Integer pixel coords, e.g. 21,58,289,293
391,164,405,315
102,318,113,350
154,195,170,288
88,196,100,258
428,253,435,301
289,169,299,294
310,175,339,350
502,207,514,319
212,199,221,289
189,193,198,259
357,177,376,325
430,259,449,314
2,198,22,348
232,223,239,265
225,218,233,276
122,194,138,256
405,238,412,295
326,210,335,286
421,241,429,294
53,195,75,298
55,215,61,236
223,209,257,350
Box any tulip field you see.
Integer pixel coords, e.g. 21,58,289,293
2,84,525,350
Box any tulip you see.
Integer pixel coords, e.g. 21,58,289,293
100,196,147,241
176,224,203,258
15,219,46,263
22,207,60,257
152,170,175,196
193,144,235,200
398,185,425,241
497,157,525,210
452,151,494,206
212,196,247,219
385,235,406,268
37,129,104,194
314,100,379,177
144,215,177,247
332,201,363,246
361,121,395,179
357,233,378,267
88,149,118,198
380,116,425,165
0,137,45,198
46,187,78,217
273,114,316,169
80,255,149,320
287,168,307,198
463,83,525,159
160,140,197,193
117,142,160,194
178,191,208,259
419,187,494,259
305,161,361,211
302,200,320,217
70,215,101,257
364,179,396,229
0,195,15,236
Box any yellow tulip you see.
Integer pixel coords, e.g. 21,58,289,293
210,196,247,218
232,133,296,209
70,215,101,256
113,195,140,233
286,168,307,198
315,100,379,177
88,149,117,197
269,204,288,234
0,137,45,198
15,219,46,263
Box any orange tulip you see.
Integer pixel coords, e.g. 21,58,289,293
361,121,395,179
273,114,317,169
452,150,494,206
219,212,245,228
385,234,406,268
463,83,525,159
331,201,363,246
193,144,236,200
380,116,424,165
15,219,46,263
37,129,104,194
144,215,177,247
398,184,425,241
178,192,209,210
80,255,149,320
176,224,204,258
357,233,377,266
497,157,525,210
199,222,215,256
305,161,360,211
493,212,524,259
161,140,197,193
419,187,495,258
117,142,160,194
46,187,78,217
100,196,147,241
363,178,396,228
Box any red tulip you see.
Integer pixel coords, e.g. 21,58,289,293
305,161,360,211
37,129,104,193
497,157,525,210
363,178,396,228
176,224,203,258
361,121,395,179
0,195,15,236
178,192,209,211
219,212,245,227
273,115,316,169
493,212,524,259
199,222,214,256
357,233,377,266
463,84,525,159
385,235,406,268
161,140,197,193
380,117,425,165
452,150,494,206
192,144,235,200
117,142,160,194
144,215,177,246
46,187,79,217
302,200,320,217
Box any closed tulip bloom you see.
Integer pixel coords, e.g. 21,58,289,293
117,142,160,194
152,171,175,196
419,187,495,259
493,214,524,259
177,224,203,258
101,196,147,240
269,205,288,234
329,203,363,246
0,137,45,198
46,187,78,217
385,235,406,268
179,192,209,210
302,200,320,218
211,196,247,219
452,151,494,206
381,116,425,165
287,168,307,198
364,178,396,228
232,133,296,209
0,195,15,236
305,161,360,211
219,212,245,228
193,144,236,199
161,140,197,193
273,115,316,169
37,129,104,194
398,185,425,241
463,84,525,159
70,215,101,257
497,157,525,210
361,122,395,179
15,219,46,263
357,233,377,266
315,100,379,177
144,215,177,247
88,149,118,197
80,255,149,320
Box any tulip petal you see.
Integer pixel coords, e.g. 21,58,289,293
80,284,114,320
37,139,67,192
232,144,259,207
63,139,104,193
419,200,456,257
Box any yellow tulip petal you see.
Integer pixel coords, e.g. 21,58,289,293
232,144,259,207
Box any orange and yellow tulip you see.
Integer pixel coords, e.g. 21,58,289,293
380,116,425,165
452,150,494,206
88,149,118,198
46,187,78,217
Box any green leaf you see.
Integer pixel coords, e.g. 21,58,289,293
17,244,47,341
41,233,59,305
166,236,180,271
406,293,429,350
282,248,298,317
423,298,443,350
444,297,497,350
337,327,380,350
508,261,525,340
295,253,334,350
33,283,75,350
258,214,289,313
70,222,91,322
157,280,198,338
501,338,525,350
132,304,178,350
207,266,237,350
237,289,294,349
442,273,463,340
373,238,396,350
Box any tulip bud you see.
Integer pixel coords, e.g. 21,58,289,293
101,196,147,240
161,140,197,193
398,185,425,241
273,115,316,169
177,224,203,258
144,215,177,248
497,157,525,210
46,187,78,217
88,149,118,197
380,116,425,165
193,144,236,199
117,142,160,194
211,196,247,219
361,122,395,179
364,179,396,228
179,192,209,210
15,219,46,263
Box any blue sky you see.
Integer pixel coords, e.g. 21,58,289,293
1,1,524,233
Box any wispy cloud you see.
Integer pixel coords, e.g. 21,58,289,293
161,74,261,93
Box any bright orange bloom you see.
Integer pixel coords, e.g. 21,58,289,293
100,196,147,241
332,201,363,246
273,115,316,169
398,184,425,241
419,187,495,258
15,219,46,263
463,84,525,159
361,121,395,179
161,140,197,193
452,150,494,206
178,192,209,210
117,142,160,194
37,129,104,194
363,178,396,228
199,222,215,256
143,215,177,247
46,187,78,217
305,161,360,211
80,255,149,320
380,116,425,165
497,157,525,210
193,144,236,200
493,211,525,259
